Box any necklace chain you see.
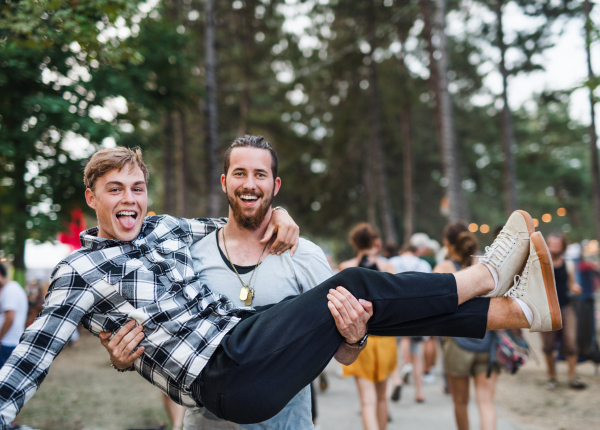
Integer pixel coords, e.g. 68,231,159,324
221,228,268,300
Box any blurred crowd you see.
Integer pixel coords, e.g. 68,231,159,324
316,223,600,430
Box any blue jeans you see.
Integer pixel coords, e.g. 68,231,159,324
0,345,16,368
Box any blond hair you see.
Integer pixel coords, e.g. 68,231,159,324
83,147,149,190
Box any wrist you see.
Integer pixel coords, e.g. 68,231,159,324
111,362,135,372
271,206,288,214
345,333,368,349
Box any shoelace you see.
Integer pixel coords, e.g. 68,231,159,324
479,229,514,267
505,259,531,298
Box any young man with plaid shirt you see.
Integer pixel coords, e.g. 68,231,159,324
0,145,561,428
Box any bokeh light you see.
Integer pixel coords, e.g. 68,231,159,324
557,207,566,216
533,218,539,227
468,223,478,233
480,224,490,234
542,214,552,223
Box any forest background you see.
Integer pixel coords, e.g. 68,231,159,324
2,0,600,285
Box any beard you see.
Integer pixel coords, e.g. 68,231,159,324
227,187,274,231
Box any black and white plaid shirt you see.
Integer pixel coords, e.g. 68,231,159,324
0,215,243,428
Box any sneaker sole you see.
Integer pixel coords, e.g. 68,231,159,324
531,232,562,331
514,210,536,283
514,210,535,235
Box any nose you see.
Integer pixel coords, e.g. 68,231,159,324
121,188,135,204
243,176,257,190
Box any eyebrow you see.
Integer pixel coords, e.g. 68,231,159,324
232,167,269,173
104,181,146,187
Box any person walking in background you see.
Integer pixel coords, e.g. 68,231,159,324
435,221,500,430
339,223,397,430
389,243,432,403
0,265,28,368
541,232,585,390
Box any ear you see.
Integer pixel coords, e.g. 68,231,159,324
273,177,282,197
85,188,97,210
221,174,227,193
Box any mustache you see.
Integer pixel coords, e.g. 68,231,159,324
234,189,264,197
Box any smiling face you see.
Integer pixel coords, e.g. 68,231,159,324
85,164,147,242
221,147,281,231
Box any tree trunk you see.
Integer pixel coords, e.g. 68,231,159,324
397,39,414,243
238,0,255,136
366,0,398,246
584,0,600,243
495,0,518,217
422,0,469,222
176,110,189,217
400,105,414,243
419,0,443,153
163,112,176,214
363,145,377,227
12,156,27,287
204,0,221,218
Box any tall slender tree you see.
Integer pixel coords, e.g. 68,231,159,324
163,112,176,214
584,0,600,242
176,110,189,217
495,0,518,217
366,0,398,246
204,0,220,217
421,0,470,222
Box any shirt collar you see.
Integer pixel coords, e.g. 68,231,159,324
79,220,150,251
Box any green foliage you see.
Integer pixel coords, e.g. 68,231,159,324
0,0,597,268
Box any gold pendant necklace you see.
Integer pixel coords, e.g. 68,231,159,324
222,228,268,306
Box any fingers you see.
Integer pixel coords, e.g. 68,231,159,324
128,345,145,363
327,301,344,326
109,320,136,348
260,223,276,245
330,288,358,321
359,299,374,318
99,331,111,344
121,326,144,356
327,289,352,323
283,225,299,255
336,287,365,318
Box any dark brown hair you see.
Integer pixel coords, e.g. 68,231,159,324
349,223,379,251
84,147,149,191
549,232,568,254
223,135,278,178
443,221,478,267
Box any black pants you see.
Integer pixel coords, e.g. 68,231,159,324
195,268,490,424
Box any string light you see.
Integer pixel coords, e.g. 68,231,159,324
147,211,156,217
557,208,566,216
480,224,490,234
542,214,552,223
533,218,539,227
469,223,478,233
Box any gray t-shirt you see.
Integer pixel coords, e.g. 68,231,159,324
185,231,333,430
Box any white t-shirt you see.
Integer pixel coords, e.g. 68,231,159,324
0,281,29,347
389,254,432,274
186,231,334,430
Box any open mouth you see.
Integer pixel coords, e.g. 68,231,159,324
239,194,260,207
116,210,139,229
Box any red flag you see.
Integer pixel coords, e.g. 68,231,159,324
58,209,87,251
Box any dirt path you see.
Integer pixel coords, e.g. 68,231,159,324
494,332,600,430
18,330,168,430
14,330,600,430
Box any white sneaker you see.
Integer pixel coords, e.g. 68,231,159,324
505,232,562,332
480,210,535,298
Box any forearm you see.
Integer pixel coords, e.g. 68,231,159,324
0,317,14,342
333,341,364,366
